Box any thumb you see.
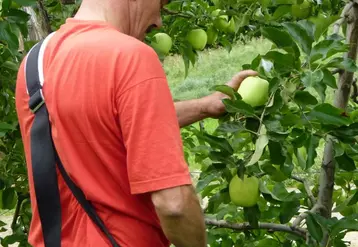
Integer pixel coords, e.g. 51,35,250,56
226,70,258,90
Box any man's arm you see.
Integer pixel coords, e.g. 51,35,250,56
151,185,207,247
174,98,208,128
175,70,258,128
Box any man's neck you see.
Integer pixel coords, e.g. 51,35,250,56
73,0,129,33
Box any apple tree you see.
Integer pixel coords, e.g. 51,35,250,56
155,0,358,246
1,0,358,247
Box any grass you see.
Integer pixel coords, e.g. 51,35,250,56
164,37,272,101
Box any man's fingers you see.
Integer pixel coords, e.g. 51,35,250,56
226,70,258,89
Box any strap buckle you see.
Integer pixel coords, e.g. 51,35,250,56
29,89,45,113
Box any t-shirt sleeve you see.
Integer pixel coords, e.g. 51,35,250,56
115,48,192,195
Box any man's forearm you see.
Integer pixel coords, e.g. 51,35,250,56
154,186,207,247
174,99,209,128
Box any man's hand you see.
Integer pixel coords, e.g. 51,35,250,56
174,70,258,128
199,69,258,118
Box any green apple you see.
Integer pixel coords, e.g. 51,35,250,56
206,27,218,45
292,0,311,19
187,29,208,50
212,9,230,31
151,33,173,55
229,174,260,207
215,15,230,31
211,9,222,17
237,76,269,107
226,18,236,33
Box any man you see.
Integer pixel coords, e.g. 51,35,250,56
15,0,257,246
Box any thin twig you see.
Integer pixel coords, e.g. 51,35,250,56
162,8,192,18
351,78,358,103
205,218,307,238
291,175,317,206
291,204,323,228
256,91,276,134
331,68,343,75
10,196,24,230
333,1,354,34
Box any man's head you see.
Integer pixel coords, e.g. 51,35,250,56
75,0,169,40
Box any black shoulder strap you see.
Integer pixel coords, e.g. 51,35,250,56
25,34,121,247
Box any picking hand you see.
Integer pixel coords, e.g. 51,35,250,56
200,70,258,118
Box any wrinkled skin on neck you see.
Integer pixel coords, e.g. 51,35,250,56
74,0,167,40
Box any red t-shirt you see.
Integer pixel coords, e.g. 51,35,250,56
15,18,192,247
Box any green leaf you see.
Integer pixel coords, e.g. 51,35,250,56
222,99,257,118
1,188,17,209
244,205,260,228
215,121,244,134
1,0,11,12
257,238,280,247
279,199,300,224
5,9,30,23
271,183,300,201
282,21,314,55
261,26,300,57
335,153,356,172
310,39,349,64
246,127,269,167
309,103,351,126
322,69,337,88
322,57,358,72
331,218,358,237
201,133,234,155
306,213,323,243
306,135,319,170
333,123,358,139
211,85,237,99
301,70,324,87
1,61,18,71
196,174,218,191
0,122,15,131
260,183,282,203
294,91,318,106
268,141,286,165
272,5,291,20
13,0,37,6
347,191,358,206
0,21,19,50
308,14,340,40
313,80,327,103
263,51,296,73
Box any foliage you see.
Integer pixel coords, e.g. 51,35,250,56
0,0,357,247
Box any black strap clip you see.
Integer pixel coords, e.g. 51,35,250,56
29,88,45,113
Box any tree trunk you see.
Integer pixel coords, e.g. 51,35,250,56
318,3,358,246
23,6,48,41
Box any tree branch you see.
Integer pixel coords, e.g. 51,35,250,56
37,0,52,35
333,1,354,34
350,78,358,103
10,194,26,230
291,175,317,206
291,204,323,228
162,8,192,18
205,218,307,238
